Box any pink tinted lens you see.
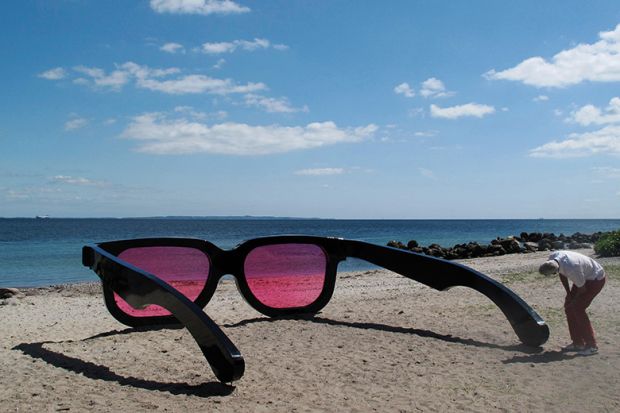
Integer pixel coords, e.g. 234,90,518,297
244,244,327,309
115,246,210,317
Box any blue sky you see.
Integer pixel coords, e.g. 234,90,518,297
1,0,620,219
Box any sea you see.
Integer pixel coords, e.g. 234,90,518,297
1,218,619,288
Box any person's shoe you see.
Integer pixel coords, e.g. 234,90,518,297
561,343,584,352
578,347,598,356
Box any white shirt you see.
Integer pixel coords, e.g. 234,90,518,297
549,251,605,288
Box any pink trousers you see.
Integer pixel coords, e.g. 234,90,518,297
564,277,605,348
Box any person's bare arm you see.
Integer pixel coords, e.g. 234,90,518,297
559,274,571,295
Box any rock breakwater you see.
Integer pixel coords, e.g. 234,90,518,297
387,231,605,260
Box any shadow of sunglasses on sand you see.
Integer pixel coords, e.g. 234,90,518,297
12,336,235,398
12,314,552,395
222,314,543,353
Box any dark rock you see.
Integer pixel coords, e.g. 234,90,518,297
528,232,543,242
567,242,593,249
499,238,521,253
488,244,506,256
0,288,20,299
387,240,406,249
551,241,565,250
524,242,539,252
407,240,419,249
538,238,553,251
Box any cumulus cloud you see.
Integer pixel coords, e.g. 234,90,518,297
486,24,620,88
150,0,249,15
56,62,263,95
295,168,345,176
394,82,415,98
160,42,185,54
121,113,378,155
64,117,88,131
533,95,549,102
243,94,308,113
420,77,453,98
38,67,66,80
569,97,620,126
138,74,265,95
529,125,620,158
200,38,285,54
430,103,495,119
73,65,132,90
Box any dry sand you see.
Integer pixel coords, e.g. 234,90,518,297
1,249,619,412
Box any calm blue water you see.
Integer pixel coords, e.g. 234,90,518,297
0,218,618,287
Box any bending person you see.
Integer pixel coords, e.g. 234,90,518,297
539,250,606,356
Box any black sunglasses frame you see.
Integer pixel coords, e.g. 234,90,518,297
83,235,550,383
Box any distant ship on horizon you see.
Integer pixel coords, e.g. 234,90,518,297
35,215,50,219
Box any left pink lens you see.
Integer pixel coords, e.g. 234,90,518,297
244,243,327,309
114,246,210,317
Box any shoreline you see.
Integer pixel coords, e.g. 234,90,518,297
6,247,617,293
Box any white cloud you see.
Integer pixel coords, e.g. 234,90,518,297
38,67,66,80
592,166,620,179
486,24,620,88
50,175,107,187
408,107,425,117
295,168,345,176
73,65,132,91
64,117,88,131
414,130,438,137
569,97,620,126
200,38,284,54
418,168,435,179
161,42,185,54
273,44,289,51
420,77,453,98
533,95,549,102
121,113,378,155
213,58,226,69
244,94,308,113
68,61,263,95
430,103,495,119
394,82,414,98
173,106,228,120
150,0,249,15
139,74,265,95
529,125,620,158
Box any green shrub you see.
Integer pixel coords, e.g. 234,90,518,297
594,230,620,257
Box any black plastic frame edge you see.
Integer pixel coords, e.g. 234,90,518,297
85,235,549,348
82,245,245,383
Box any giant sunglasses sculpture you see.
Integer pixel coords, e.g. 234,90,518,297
82,235,549,383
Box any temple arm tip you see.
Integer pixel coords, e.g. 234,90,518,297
513,319,550,347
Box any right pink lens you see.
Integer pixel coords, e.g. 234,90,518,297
115,246,210,317
244,243,327,309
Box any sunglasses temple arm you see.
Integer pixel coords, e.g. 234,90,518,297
340,240,549,347
83,246,245,383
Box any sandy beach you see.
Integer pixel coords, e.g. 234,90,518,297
1,249,619,412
